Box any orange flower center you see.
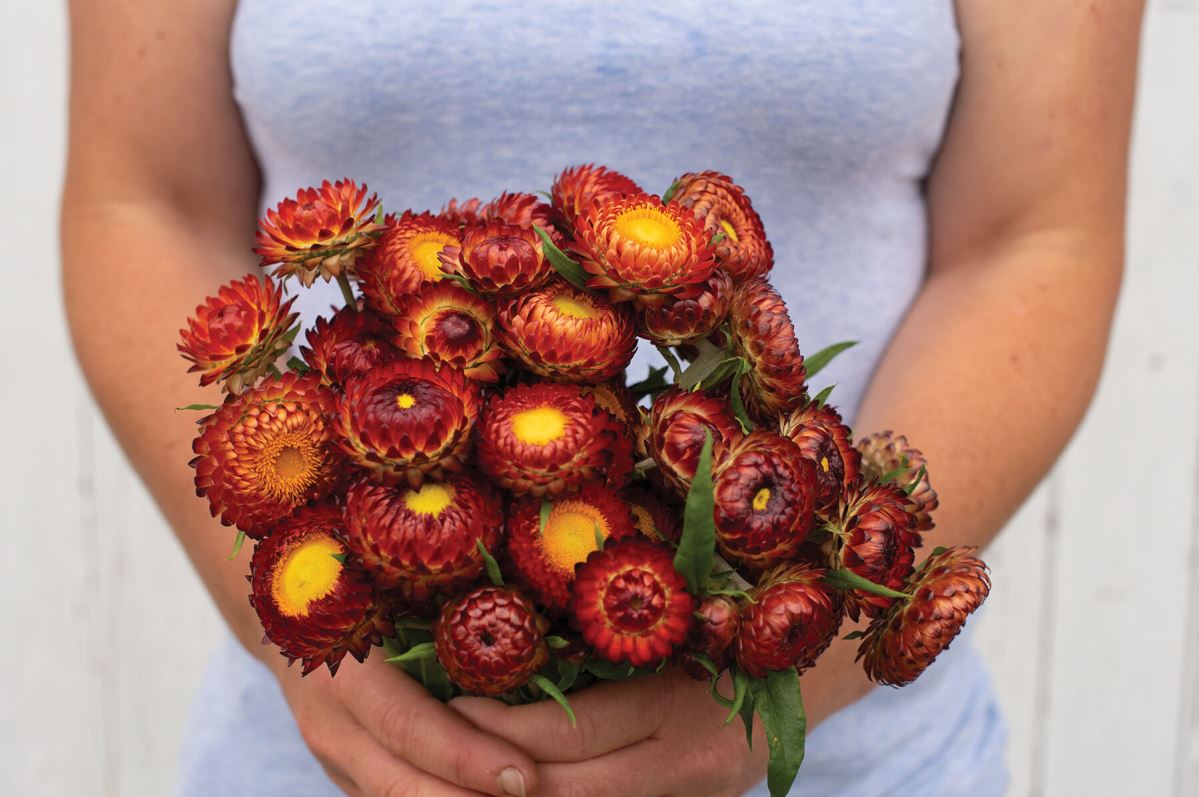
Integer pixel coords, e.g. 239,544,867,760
613,206,682,249
407,231,460,279
752,487,772,511
254,434,321,502
396,392,417,409
511,406,568,445
272,535,343,617
541,499,611,576
403,482,456,517
551,294,600,320
719,219,740,244
629,504,659,541
820,456,830,473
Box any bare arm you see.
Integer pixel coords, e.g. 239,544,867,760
456,1,1146,794
61,3,536,795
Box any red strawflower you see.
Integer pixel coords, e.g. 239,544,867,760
778,403,861,512
635,268,733,347
729,278,807,421
648,387,743,497
831,481,919,621
439,220,552,297
668,171,773,280
357,211,462,315
301,302,400,388
735,563,843,677
392,281,505,382
551,164,641,234
856,431,939,532
434,585,550,696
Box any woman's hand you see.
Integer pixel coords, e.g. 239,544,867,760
275,655,539,797
451,668,767,797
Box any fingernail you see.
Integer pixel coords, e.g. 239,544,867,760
499,766,526,797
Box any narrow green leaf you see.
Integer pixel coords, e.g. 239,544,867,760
753,669,807,797
539,499,552,535
842,630,866,641
286,356,311,375
709,231,727,247
674,431,716,594
698,358,740,390
662,179,682,204
476,539,503,586
728,367,756,432
594,523,606,552
655,345,683,381
419,656,455,702
878,465,908,485
903,465,927,496
280,323,301,346
628,364,671,400
803,340,858,379
931,546,949,556
739,689,757,750
555,658,580,691
226,530,247,561
725,667,750,725
822,568,911,600
709,670,735,709
688,650,720,679
536,190,554,201
385,641,436,664
533,225,589,289
706,587,755,602
438,269,478,293
330,552,348,564
584,659,636,680
677,339,729,390
546,635,571,650
177,403,220,412
530,674,578,727
810,384,836,409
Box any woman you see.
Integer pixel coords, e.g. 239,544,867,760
61,1,1144,795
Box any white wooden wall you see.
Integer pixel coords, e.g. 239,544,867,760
1,3,1195,795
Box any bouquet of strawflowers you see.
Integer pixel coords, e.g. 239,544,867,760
177,166,991,795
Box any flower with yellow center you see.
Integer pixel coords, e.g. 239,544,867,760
343,472,504,600
778,403,862,513
392,281,505,382
336,358,482,488
178,273,299,394
622,486,680,544
357,211,462,315
569,192,717,306
474,381,634,497
507,483,637,609
551,163,642,234
191,372,344,536
668,171,774,280
496,279,636,384
249,505,393,675
712,430,819,570
254,179,384,287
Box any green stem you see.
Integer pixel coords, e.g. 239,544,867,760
336,272,358,311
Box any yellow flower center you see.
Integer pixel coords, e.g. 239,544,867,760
820,456,830,473
752,487,772,511
408,231,459,279
614,206,682,249
551,294,600,319
630,504,659,541
254,434,320,502
541,500,610,576
719,218,740,244
403,482,455,517
512,406,568,445
272,535,343,617
396,392,416,409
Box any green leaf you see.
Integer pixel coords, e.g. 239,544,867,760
628,364,671,400
330,552,348,564
725,667,750,725
286,356,311,375
584,659,636,680
655,345,683,381
842,630,866,641
710,231,727,247
530,674,577,728
280,323,301,346
739,688,757,750
226,530,247,561
594,523,606,552
539,499,552,535
752,669,807,797
176,403,220,412
810,384,836,409
476,539,503,586
674,431,716,594
903,465,927,496
385,641,436,664
438,269,478,293
536,190,554,201
822,568,911,600
706,587,755,602
418,657,455,702
677,339,729,390
803,341,858,379
662,179,682,204
931,546,949,556
555,658,580,691
533,225,589,290
688,650,720,679
546,635,571,650
728,366,756,432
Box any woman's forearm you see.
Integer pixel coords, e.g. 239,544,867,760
62,198,274,664
800,227,1123,726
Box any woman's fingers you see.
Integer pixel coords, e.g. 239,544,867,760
337,659,538,796
536,738,684,797
449,674,673,763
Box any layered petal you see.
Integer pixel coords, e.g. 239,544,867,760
434,585,549,696
357,211,461,315
392,281,505,382
668,171,773,280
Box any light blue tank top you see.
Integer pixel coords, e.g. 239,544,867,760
178,2,1007,794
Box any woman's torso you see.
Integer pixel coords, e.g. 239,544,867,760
178,3,1007,795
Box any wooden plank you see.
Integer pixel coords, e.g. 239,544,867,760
1038,3,1199,794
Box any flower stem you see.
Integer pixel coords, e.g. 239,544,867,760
336,272,358,311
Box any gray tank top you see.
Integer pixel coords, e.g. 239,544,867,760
177,3,1008,795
